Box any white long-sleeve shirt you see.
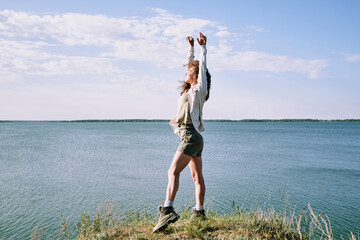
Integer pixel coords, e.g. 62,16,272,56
170,44,208,136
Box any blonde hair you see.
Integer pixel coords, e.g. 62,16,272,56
180,60,199,95
180,60,211,101
187,60,199,76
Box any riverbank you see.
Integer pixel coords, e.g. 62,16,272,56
31,202,358,240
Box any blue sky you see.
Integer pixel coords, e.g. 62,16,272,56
1,0,359,120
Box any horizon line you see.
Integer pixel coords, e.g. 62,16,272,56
1,118,360,122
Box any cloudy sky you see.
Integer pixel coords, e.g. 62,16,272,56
1,0,359,120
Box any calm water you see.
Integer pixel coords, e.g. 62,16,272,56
0,122,359,239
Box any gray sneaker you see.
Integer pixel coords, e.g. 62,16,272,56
153,206,179,232
190,208,207,220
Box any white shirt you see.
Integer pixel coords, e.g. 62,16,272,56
170,44,208,136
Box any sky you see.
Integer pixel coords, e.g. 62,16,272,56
0,0,359,120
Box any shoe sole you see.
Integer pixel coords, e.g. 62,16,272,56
153,214,179,233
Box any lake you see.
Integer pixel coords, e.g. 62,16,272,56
0,121,359,239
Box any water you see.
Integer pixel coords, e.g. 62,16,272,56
0,121,359,239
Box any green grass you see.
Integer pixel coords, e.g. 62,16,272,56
31,201,359,240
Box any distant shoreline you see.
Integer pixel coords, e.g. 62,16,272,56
1,119,360,122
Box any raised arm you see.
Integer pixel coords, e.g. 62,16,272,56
196,32,208,97
186,36,195,67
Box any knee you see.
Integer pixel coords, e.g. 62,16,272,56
168,167,180,179
192,173,203,185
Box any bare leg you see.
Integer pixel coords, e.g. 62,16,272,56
166,151,192,202
188,156,205,206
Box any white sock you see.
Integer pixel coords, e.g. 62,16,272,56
195,205,204,211
164,200,173,207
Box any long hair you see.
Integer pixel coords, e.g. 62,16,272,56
180,60,211,101
205,68,211,101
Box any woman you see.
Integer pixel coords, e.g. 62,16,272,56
153,32,211,233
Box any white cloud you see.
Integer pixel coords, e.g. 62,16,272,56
243,40,256,45
242,39,256,49
246,25,264,32
0,9,327,79
0,39,132,77
209,51,327,79
344,54,360,62
215,30,231,38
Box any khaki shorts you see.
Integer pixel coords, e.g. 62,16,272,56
177,124,204,158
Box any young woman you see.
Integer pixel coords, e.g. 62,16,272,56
153,32,211,232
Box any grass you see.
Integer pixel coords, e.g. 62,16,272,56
31,201,359,240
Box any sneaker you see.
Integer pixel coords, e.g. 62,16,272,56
153,206,179,233
190,208,207,220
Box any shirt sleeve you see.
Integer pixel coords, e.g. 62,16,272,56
197,45,207,98
187,45,195,68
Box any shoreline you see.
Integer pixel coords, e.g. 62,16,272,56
1,119,360,123
31,202,358,240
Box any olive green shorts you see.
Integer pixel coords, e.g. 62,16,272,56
177,124,204,158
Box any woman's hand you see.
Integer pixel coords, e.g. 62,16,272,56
186,36,194,46
197,32,207,46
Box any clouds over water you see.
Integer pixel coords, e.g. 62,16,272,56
0,8,327,79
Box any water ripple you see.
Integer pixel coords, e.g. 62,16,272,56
1,122,359,238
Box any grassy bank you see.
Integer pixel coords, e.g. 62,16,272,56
31,202,358,240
